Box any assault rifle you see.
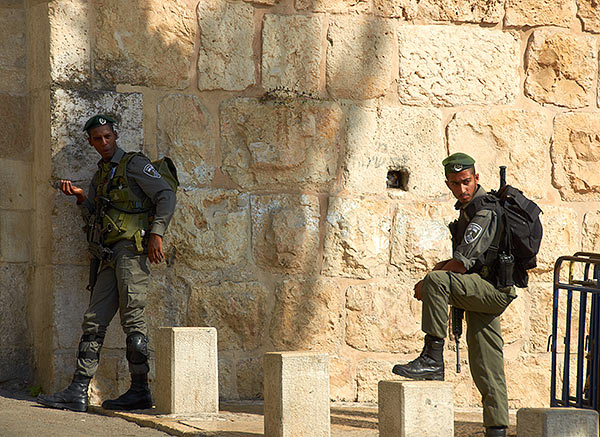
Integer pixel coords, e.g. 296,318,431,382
86,196,113,292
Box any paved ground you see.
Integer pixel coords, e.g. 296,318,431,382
0,388,517,436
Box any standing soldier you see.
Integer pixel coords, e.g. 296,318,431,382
391,153,515,437
37,114,177,412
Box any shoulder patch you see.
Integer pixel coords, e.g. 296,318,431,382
463,222,483,245
143,163,162,179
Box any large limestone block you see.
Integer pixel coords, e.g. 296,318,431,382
505,0,576,27
296,0,369,13
378,380,454,437
583,211,600,252
0,95,29,159
51,89,143,181
187,281,267,351
534,206,580,276
218,355,236,400
93,0,195,89
0,210,30,262
326,17,396,100
552,112,600,200
390,202,454,277
0,159,31,210
0,68,25,95
251,194,320,273
264,352,330,437
343,105,445,196
322,197,391,279
52,193,88,266
505,355,551,408
527,282,554,352
197,0,254,91
345,281,421,353
164,189,250,272
373,0,417,18
525,30,597,108
269,278,345,352
329,355,357,401
518,408,598,437
52,265,89,349
155,327,218,414
356,359,394,402
447,109,552,200
398,26,519,106
146,270,192,342
0,347,31,385
220,98,343,191
157,94,216,189
578,0,600,33
262,14,322,95
236,356,264,399
499,291,527,347
416,0,503,23
0,263,29,347
49,0,90,83
0,8,24,69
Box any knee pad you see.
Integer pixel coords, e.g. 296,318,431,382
126,332,148,365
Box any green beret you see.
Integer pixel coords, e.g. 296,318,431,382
442,152,475,174
82,114,116,132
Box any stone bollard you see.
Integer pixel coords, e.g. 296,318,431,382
264,352,330,437
378,380,454,437
517,408,599,437
154,327,218,414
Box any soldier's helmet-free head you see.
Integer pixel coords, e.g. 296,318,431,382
442,152,476,177
443,152,479,205
83,114,116,136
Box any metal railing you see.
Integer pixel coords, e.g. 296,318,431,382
550,252,600,412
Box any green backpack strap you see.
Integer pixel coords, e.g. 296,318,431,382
152,156,179,192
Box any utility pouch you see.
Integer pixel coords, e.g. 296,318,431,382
496,252,515,288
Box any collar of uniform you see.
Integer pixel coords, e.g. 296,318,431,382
97,146,125,168
454,185,487,210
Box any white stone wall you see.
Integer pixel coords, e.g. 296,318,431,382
18,0,600,410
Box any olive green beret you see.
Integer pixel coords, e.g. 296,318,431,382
442,152,475,174
82,114,116,132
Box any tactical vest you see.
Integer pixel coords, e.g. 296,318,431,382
94,152,152,251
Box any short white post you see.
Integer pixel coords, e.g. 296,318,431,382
155,327,218,414
264,352,330,437
517,408,599,437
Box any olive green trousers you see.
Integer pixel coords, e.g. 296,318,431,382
75,240,150,379
421,270,515,428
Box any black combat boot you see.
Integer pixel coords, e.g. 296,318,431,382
101,373,152,410
485,426,507,437
392,334,445,381
37,375,91,412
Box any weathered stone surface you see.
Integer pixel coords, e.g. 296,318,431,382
0,347,31,385
262,14,322,95
251,194,320,274
499,292,527,347
343,105,445,196
326,17,395,100
417,0,504,22
329,355,356,401
518,407,599,437
374,0,417,18
94,0,195,88
296,0,369,13
88,350,130,403
578,0,600,33
157,94,215,188
0,210,30,262
218,355,236,400
187,281,268,351
0,9,25,68
356,359,394,402
505,354,551,408
52,193,88,266
447,109,552,200
49,0,90,83
51,89,143,181
345,281,421,353
505,0,576,27
583,211,600,252
236,356,263,399
197,0,254,91
322,197,391,279
0,159,31,210
390,203,454,277
165,189,250,272
269,278,345,352
525,30,596,108
397,26,519,106
0,264,29,347
0,95,29,160
146,269,191,342
552,112,600,200
534,206,580,275
527,282,553,352
220,98,343,190
53,265,89,349
0,68,25,95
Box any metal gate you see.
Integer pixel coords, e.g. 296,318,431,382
550,252,600,412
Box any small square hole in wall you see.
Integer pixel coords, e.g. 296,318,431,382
387,168,409,191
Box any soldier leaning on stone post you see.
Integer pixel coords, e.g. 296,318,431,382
392,153,516,437
37,114,176,413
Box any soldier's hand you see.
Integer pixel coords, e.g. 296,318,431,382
413,280,423,301
60,180,86,203
147,233,164,264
